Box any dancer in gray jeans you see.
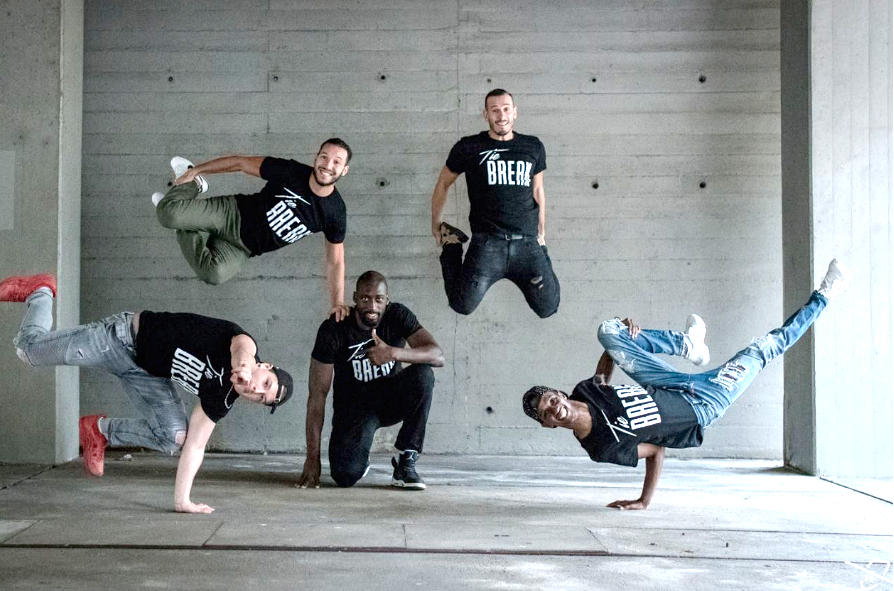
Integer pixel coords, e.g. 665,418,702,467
0,273,294,514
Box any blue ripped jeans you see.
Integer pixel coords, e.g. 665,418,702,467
14,289,188,452
596,292,828,427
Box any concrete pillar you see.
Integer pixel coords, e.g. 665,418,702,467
0,0,83,463
781,0,893,477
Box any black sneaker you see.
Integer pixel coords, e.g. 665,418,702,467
391,450,426,490
439,222,469,245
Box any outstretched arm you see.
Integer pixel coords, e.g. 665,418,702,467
431,166,460,245
173,405,217,513
607,443,666,511
532,172,546,245
366,328,445,368
324,241,348,321
174,155,265,185
297,359,334,489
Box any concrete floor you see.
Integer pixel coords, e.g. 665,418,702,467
0,453,890,590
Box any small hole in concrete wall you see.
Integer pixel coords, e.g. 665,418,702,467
379,73,387,81
167,181,172,187
699,180,707,189
272,75,279,82
698,74,707,83
486,77,492,83
485,406,494,414
592,181,599,190
591,77,597,83
167,76,174,82
376,178,389,188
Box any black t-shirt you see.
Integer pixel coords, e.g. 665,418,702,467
235,158,347,256
445,131,547,236
571,378,703,467
134,312,258,423
311,303,422,412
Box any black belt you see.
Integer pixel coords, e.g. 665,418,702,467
488,232,527,240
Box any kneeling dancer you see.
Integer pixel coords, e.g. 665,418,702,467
298,271,444,490
522,259,851,510
1,274,294,514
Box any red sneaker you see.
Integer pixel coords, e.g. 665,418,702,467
0,274,57,302
79,415,107,477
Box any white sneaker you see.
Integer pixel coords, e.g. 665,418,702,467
170,156,208,193
817,259,851,300
684,314,710,366
151,191,164,207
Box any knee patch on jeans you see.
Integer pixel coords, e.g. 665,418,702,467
15,347,33,366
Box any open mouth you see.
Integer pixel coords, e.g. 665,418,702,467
556,406,568,421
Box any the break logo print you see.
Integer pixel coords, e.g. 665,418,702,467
267,187,312,243
601,384,663,441
170,348,207,395
347,338,396,383
478,149,532,187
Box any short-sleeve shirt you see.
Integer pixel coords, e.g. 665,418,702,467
235,157,347,256
571,378,703,467
445,131,547,236
134,312,258,423
311,303,422,412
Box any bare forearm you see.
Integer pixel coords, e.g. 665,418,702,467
326,258,345,308
192,155,262,177
639,447,666,507
594,351,615,384
431,183,450,228
174,445,205,507
392,344,445,367
304,395,327,459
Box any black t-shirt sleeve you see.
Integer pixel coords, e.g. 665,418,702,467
311,319,340,364
390,303,422,338
323,201,347,244
532,139,547,176
445,140,467,174
259,156,294,183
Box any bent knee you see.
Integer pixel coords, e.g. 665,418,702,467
158,429,187,453
534,301,559,319
198,269,226,286
331,470,362,488
597,318,626,344
15,347,35,366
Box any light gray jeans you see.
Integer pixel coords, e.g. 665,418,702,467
15,289,188,452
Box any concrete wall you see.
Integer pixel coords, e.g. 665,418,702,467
0,0,83,463
781,0,893,477
81,0,783,457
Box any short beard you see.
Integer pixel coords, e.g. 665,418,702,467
313,168,338,187
489,124,511,136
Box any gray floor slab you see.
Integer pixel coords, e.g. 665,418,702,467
0,464,50,489
826,477,894,502
0,548,888,591
0,520,35,544
0,454,890,590
208,521,406,548
3,517,222,546
590,527,893,562
406,523,608,553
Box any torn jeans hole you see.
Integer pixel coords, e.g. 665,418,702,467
709,361,749,392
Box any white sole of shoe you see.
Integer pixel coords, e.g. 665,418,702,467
391,479,426,490
151,191,164,207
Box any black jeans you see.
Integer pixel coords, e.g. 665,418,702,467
328,364,435,488
439,233,560,318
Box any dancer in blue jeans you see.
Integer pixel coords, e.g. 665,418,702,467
0,273,294,514
522,259,851,510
